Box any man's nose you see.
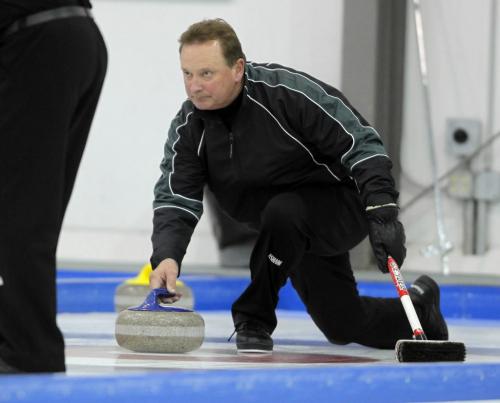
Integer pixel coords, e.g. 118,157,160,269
188,77,202,93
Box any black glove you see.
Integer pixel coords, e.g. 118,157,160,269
366,204,406,273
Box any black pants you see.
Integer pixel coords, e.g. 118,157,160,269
0,17,107,372
231,185,414,349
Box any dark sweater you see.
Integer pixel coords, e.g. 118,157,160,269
151,61,398,269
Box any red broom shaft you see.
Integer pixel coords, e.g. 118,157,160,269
387,256,427,340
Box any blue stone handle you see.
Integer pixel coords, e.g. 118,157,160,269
128,287,192,312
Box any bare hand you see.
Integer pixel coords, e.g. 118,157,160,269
149,258,182,303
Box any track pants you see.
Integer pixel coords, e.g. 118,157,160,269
231,185,415,349
0,16,107,371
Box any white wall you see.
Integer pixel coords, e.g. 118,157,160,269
57,0,345,267
400,0,500,275
59,0,500,276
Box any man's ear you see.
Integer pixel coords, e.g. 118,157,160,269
233,58,245,82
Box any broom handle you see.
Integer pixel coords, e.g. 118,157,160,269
387,256,427,341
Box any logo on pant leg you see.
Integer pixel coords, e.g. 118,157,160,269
268,253,283,266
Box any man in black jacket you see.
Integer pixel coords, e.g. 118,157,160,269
0,1,107,372
150,18,448,353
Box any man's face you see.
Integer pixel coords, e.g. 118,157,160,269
180,40,244,110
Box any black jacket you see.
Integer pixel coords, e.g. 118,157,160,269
151,61,398,269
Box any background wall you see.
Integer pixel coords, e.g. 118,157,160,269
57,0,500,276
56,0,345,268
400,0,500,275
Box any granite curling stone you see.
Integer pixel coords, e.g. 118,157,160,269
115,288,204,353
114,263,194,311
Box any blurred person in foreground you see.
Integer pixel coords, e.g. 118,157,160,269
0,0,107,372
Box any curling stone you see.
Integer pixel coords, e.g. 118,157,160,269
115,288,205,353
114,263,194,311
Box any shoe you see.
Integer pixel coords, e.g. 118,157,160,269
409,275,449,341
235,322,273,353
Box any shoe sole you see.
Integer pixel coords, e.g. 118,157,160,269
237,349,273,355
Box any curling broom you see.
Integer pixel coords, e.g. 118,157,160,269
387,256,466,362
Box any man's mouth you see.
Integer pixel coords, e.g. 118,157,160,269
192,95,210,101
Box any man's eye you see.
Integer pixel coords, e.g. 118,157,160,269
202,71,213,77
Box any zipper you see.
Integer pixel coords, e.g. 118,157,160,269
229,132,234,159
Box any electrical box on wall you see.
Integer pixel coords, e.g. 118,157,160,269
445,118,482,158
475,171,500,201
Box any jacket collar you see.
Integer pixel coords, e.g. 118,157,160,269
192,75,249,122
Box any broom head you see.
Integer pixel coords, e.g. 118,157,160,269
396,339,466,362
